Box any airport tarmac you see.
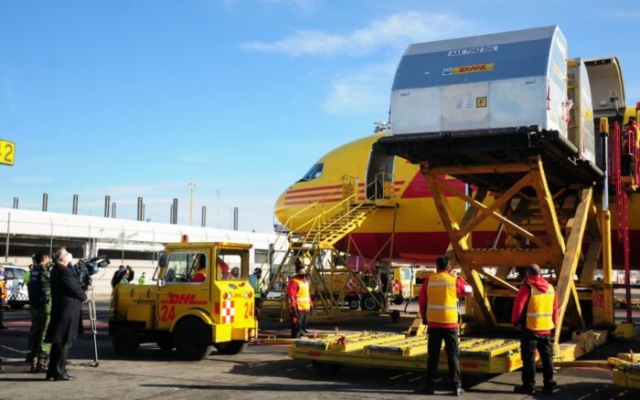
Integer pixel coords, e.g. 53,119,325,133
1,300,639,399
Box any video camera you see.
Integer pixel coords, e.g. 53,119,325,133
72,256,110,290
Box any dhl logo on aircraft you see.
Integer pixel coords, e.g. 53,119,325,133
443,63,494,75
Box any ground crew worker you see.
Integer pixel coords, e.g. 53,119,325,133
419,256,470,396
217,257,230,279
193,256,207,283
628,117,640,178
110,265,126,288
118,269,131,286
287,262,311,338
0,266,8,329
125,265,135,283
249,268,263,309
511,264,558,395
627,116,638,152
27,251,52,373
138,272,147,285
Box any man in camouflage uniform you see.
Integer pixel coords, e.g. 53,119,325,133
27,251,52,373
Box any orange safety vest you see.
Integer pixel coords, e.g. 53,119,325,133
292,277,311,312
0,281,7,306
525,284,555,331
426,273,458,324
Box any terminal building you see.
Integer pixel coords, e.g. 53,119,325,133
0,207,279,297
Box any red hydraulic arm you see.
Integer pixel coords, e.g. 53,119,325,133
611,117,632,323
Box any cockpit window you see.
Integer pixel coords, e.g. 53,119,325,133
298,163,323,182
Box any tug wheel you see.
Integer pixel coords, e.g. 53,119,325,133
175,318,212,360
113,325,139,356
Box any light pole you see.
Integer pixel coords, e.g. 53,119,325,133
188,182,196,226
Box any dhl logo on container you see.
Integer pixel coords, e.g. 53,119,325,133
443,63,494,75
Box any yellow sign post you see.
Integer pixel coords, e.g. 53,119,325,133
0,139,15,166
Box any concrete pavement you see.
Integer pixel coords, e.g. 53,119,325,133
1,301,639,399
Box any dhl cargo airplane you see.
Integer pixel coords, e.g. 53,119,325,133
274,125,640,270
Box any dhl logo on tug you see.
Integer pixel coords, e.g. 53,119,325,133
161,293,207,305
108,239,258,360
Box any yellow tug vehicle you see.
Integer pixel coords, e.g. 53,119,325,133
109,239,258,360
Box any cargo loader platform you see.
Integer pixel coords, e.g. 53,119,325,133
374,127,604,193
289,331,522,375
289,328,609,376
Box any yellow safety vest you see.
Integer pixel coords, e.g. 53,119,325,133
293,277,311,311
426,273,458,324
526,285,555,331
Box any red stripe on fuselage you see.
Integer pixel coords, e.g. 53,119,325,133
401,172,466,198
331,231,498,264
284,184,343,205
285,184,342,195
356,180,406,187
286,181,406,205
284,197,343,205
286,191,339,200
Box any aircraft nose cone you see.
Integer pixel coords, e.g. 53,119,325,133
274,190,290,226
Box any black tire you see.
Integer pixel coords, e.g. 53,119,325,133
157,334,174,352
312,361,343,375
112,325,139,356
174,318,212,360
347,297,360,310
213,340,248,355
392,295,404,305
9,303,26,310
361,293,381,311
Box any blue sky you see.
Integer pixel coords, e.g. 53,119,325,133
1,0,639,233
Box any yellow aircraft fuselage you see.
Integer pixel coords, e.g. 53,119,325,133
275,132,640,268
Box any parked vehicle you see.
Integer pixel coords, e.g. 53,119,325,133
0,263,30,309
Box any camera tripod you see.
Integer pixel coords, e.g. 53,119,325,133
85,285,99,367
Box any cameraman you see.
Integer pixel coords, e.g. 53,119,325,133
44,247,86,382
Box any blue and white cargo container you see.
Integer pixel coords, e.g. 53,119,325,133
389,25,586,157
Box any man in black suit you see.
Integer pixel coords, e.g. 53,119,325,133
44,247,87,381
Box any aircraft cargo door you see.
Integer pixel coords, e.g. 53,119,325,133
367,148,394,200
